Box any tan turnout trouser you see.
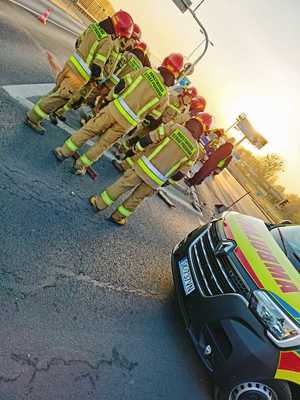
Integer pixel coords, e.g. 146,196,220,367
95,169,154,221
27,66,85,123
59,106,129,169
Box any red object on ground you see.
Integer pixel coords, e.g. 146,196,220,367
46,51,62,77
72,152,97,181
38,8,52,24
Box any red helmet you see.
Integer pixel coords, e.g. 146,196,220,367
134,41,147,54
112,10,134,38
161,53,184,78
182,86,198,98
195,112,213,131
190,96,206,113
132,23,142,40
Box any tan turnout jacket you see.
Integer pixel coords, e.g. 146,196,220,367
67,23,115,80
109,67,169,129
133,122,205,189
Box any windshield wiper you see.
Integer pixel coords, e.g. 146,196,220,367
292,252,300,263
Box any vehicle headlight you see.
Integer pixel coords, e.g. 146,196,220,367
249,290,300,348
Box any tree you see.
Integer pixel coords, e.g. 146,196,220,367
257,153,285,183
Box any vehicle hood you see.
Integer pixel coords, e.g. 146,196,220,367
223,212,300,319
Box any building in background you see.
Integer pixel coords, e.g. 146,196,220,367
75,0,114,21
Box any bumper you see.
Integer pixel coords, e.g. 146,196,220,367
171,237,279,388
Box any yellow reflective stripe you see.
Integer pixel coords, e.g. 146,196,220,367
275,368,300,386
137,158,165,186
111,51,119,60
126,157,134,167
123,75,143,99
135,142,144,152
114,99,138,126
86,41,99,66
169,103,181,113
69,55,90,81
169,178,176,185
34,104,48,119
148,137,170,161
124,74,133,85
158,125,165,138
65,138,78,152
150,109,162,118
166,156,188,177
80,154,93,167
100,191,114,206
94,53,107,64
137,97,159,118
110,74,120,85
62,103,71,112
186,160,195,166
123,141,130,151
217,158,226,168
117,205,132,217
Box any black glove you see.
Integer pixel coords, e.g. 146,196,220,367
138,134,152,148
114,79,125,94
90,64,102,80
125,149,135,158
143,116,162,129
72,96,84,109
171,171,185,182
127,136,140,147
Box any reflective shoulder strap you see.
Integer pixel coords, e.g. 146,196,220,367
148,137,170,161
90,23,108,40
128,56,143,71
165,156,188,177
122,75,143,99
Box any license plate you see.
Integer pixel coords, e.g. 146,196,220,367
179,258,195,296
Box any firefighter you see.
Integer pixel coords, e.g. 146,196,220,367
94,41,149,112
119,87,197,152
113,89,205,172
73,41,149,128
89,117,206,225
186,139,233,187
50,14,137,125
53,41,148,125
175,95,207,124
120,22,142,51
53,53,185,176
26,10,134,134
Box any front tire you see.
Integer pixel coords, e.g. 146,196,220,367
215,380,292,400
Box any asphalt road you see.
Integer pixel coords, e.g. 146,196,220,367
195,169,270,222
0,2,213,399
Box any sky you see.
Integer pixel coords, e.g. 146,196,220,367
111,0,300,195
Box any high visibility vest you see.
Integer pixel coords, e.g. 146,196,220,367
217,156,230,169
136,127,198,187
68,23,108,81
113,69,167,127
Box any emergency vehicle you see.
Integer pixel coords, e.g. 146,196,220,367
172,211,300,400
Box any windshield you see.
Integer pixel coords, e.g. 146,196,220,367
272,226,300,274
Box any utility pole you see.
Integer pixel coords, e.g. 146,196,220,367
172,0,213,70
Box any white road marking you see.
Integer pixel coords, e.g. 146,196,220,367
3,82,203,220
7,0,80,36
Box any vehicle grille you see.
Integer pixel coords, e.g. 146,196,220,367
188,223,250,298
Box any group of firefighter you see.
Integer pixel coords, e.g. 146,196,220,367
25,10,233,225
